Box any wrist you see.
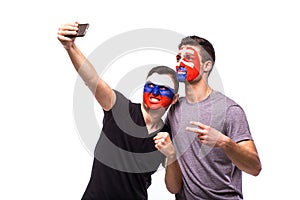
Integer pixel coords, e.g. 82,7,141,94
166,152,177,163
219,135,232,149
64,42,76,50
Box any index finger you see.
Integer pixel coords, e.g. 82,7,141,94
186,126,204,134
190,121,208,129
59,22,79,31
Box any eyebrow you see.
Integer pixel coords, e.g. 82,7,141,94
146,82,174,91
179,49,195,55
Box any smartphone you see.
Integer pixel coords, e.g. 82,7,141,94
76,23,89,37
67,23,89,37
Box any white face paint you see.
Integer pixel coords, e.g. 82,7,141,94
146,73,174,90
177,48,196,68
178,58,195,68
179,48,195,55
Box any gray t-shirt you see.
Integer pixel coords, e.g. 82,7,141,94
165,90,252,200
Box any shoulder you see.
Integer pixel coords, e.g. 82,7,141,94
114,90,142,117
168,96,185,113
216,92,250,127
105,90,136,113
212,92,252,140
113,90,127,101
210,90,249,122
211,90,243,109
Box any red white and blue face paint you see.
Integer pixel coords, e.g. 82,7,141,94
143,73,175,109
176,46,201,82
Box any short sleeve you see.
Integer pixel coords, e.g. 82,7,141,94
225,105,253,143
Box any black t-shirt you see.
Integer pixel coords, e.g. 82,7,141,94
81,91,167,200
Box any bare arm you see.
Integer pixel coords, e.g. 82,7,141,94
164,154,182,194
154,132,182,194
221,139,261,176
186,121,262,176
57,22,116,111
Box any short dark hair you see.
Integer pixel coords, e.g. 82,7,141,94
178,36,215,66
147,65,179,94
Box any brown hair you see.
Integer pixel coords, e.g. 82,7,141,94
147,65,179,94
178,35,215,66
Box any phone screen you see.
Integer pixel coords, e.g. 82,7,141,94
67,23,89,38
77,23,89,37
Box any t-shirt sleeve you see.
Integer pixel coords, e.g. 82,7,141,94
102,90,131,127
164,104,175,139
103,90,128,113
225,105,253,143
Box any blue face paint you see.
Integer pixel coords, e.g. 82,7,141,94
177,66,187,82
143,82,174,99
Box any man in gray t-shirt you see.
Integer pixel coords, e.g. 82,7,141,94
164,36,262,200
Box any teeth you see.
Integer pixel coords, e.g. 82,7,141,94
150,97,160,102
178,71,186,75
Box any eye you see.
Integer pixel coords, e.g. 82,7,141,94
147,83,155,88
184,55,193,61
159,86,167,90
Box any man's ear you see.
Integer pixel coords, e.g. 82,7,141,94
203,61,213,73
172,94,179,104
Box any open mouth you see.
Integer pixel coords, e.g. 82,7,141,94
177,70,186,75
149,96,161,103
177,66,187,75
177,68,187,82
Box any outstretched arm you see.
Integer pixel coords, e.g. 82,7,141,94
57,22,116,111
154,132,182,194
186,121,262,176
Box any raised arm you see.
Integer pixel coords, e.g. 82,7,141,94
57,22,116,111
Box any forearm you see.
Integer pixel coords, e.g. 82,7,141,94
221,138,262,176
164,154,182,194
65,44,115,110
65,44,99,93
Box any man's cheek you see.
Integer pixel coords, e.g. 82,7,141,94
160,96,173,107
186,66,200,81
143,93,172,108
143,93,151,107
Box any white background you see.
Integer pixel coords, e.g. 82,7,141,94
1,0,299,199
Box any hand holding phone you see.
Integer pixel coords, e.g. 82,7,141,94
67,23,89,38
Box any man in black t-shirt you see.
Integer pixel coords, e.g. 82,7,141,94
58,22,182,200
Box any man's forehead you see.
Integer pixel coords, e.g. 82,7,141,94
146,73,174,90
178,46,199,55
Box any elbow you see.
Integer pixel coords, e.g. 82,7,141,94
253,164,262,176
242,159,262,176
165,179,182,194
249,161,262,176
166,185,181,194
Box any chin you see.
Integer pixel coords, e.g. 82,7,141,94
148,105,165,110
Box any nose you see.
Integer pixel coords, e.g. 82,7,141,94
178,57,187,68
151,85,160,96
177,57,183,65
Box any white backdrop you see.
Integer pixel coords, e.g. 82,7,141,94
1,0,299,199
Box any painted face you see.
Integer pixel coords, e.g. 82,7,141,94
143,73,175,109
176,46,201,82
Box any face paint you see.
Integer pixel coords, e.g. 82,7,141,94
143,73,175,109
176,46,201,82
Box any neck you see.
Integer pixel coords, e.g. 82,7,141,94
141,104,165,133
185,77,212,103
